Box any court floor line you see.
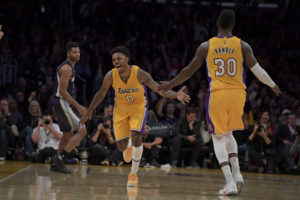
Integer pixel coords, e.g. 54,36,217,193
0,165,32,183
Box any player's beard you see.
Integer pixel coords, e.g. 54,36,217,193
70,55,80,63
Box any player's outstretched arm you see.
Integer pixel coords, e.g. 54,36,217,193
79,71,112,125
0,25,4,40
241,41,281,96
59,65,86,116
158,42,207,91
138,69,190,105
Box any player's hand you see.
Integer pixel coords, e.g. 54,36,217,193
176,86,191,105
79,112,89,129
77,105,87,117
0,25,4,40
186,135,196,142
158,81,172,91
271,84,281,96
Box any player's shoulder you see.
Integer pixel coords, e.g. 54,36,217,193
240,40,253,52
60,63,73,71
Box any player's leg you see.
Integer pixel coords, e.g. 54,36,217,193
226,132,244,193
227,89,246,192
57,132,72,155
51,98,74,173
122,137,133,163
207,90,237,195
116,137,133,163
52,98,87,173
127,130,143,187
64,127,87,152
127,103,147,187
212,135,237,196
113,105,133,162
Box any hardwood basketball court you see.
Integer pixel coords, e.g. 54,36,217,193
0,161,299,200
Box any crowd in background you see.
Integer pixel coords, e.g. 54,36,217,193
0,1,300,174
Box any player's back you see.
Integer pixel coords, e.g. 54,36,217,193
54,60,75,98
206,36,246,92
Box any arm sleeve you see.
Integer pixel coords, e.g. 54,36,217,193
250,63,276,88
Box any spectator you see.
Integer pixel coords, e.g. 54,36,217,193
88,117,122,166
140,124,163,168
290,126,300,169
0,98,18,160
31,112,62,163
170,107,203,167
278,109,291,126
276,113,297,170
15,90,29,116
157,99,178,132
248,111,276,173
18,100,42,160
233,116,252,171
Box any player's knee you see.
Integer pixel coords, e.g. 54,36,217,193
132,137,142,147
117,142,127,151
131,131,142,147
78,127,87,137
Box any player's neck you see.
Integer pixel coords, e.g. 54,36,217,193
217,30,232,37
67,58,76,67
119,65,131,76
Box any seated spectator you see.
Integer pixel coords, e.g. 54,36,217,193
18,100,42,160
233,116,252,171
277,109,291,126
157,99,179,133
170,107,203,167
200,120,217,168
0,98,19,161
31,112,62,163
248,111,276,173
140,124,163,168
290,126,300,169
87,117,122,166
276,113,297,170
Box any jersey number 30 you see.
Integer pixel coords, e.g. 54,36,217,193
214,58,237,77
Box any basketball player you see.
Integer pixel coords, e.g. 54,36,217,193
0,25,4,40
158,10,281,196
79,46,190,187
51,42,87,173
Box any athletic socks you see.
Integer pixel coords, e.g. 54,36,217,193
221,165,234,183
229,157,240,175
131,145,143,174
128,139,132,148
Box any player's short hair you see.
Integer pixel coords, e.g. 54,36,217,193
111,46,130,58
66,41,79,53
217,9,235,29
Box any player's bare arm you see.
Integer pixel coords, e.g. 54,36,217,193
59,65,85,115
241,41,281,96
138,69,190,105
80,71,113,125
158,41,208,91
